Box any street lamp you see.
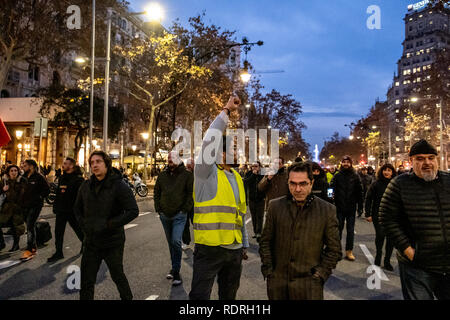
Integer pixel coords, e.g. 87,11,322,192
349,135,354,140
102,5,164,153
15,130,23,140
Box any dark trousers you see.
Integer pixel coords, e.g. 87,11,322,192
54,212,84,253
189,244,243,300
160,212,187,273
373,220,394,264
25,204,43,251
267,275,324,300
337,209,356,251
249,200,265,236
399,261,450,300
80,243,133,300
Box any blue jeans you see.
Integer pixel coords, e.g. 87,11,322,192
159,212,187,273
399,261,450,300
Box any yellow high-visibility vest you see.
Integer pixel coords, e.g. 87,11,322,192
193,167,247,246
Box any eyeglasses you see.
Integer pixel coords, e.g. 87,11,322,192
289,181,311,188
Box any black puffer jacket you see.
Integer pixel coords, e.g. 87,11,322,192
364,177,391,222
53,169,84,215
379,171,450,274
330,168,363,213
74,168,139,249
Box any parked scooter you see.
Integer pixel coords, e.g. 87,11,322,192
133,173,148,197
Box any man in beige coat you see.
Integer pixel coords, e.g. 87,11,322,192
259,162,342,300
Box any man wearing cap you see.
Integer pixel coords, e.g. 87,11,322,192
379,139,450,300
330,156,363,261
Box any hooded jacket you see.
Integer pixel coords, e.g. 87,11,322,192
74,168,139,249
153,162,193,218
330,167,363,213
258,167,289,209
312,168,330,202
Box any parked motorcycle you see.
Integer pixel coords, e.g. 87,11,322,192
45,178,58,205
133,173,148,197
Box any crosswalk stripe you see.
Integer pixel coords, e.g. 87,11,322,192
359,244,389,281
139,212,151,216
125,224,138,230
0,260,21,270
145,295,159,300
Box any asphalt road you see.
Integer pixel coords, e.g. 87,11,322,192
0,199,403,300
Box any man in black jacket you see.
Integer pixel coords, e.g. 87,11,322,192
330,156,363,261
48,158,85,262
74,151,139,300
154,151,193,286
379,140,450,300
244,162,265,240
20,159,50,261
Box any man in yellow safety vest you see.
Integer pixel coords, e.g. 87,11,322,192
189,95,250,300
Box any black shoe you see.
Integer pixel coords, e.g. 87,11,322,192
8,242,19,252
166,269,174,280
172,272,182,286
47,252,64,263
383,262,394,271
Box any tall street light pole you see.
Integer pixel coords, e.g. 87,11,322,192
103,8,112,153
89,0,96,173
439,97,444,170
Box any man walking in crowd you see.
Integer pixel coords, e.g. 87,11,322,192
74,151,139,300
244,162,265,240
311,162,330,201
380,140,450,300
154,151,193,286
258,157,289,210
189,95,249,300
21,159,50,261
365,163,397,271
326,166,337,184
259,162,341,300
358,166,374,217
48,158,85,263
330,156,363,261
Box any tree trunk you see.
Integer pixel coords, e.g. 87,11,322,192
0,46,14,92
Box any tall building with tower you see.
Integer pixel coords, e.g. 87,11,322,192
386,0,449,164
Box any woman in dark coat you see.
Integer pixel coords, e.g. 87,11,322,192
365,163,397,271
0,165,27,252
311,162,330,202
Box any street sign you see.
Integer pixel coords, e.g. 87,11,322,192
34,118,48,137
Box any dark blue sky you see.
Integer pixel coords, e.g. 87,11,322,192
129,0,417,152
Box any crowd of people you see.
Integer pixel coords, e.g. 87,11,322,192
0,95,449,301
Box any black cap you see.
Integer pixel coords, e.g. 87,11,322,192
409,139,438,157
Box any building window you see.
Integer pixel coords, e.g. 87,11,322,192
395,82,400,86
396,99,400,105
28,65,40,82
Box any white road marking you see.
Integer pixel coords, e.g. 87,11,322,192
359,244,389,281
246,218,251,225
139,212,151,216
146,295,159,300
0,260,21,270
125,224,138,230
